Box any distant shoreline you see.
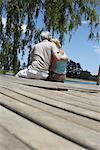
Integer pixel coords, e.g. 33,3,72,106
65,77,96,83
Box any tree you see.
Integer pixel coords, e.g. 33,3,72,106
66,60,83,77
78,70,92,80
0,0,99,72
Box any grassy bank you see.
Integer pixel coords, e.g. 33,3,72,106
0,70,17,75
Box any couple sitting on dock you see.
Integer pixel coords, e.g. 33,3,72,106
16,31,68,82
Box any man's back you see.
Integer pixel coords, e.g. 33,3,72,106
29,40,55,72
16,31,60,80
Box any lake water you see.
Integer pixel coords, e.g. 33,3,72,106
65,79,96,85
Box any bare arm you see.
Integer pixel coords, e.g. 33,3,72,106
51,44,68,61
51,43,62,61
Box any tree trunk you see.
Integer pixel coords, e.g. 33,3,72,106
96,65,100,85
12,34,17,72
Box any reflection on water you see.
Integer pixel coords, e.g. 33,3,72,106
65,79,96,85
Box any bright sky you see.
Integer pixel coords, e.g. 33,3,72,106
62,23,100,75
2,15,100,75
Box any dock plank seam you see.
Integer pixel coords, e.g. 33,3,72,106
0,103,92,150
0,87,100,122
0,124,34,150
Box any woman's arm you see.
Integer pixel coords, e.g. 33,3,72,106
51,44,62,61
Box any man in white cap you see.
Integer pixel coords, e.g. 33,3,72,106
16,31,59,79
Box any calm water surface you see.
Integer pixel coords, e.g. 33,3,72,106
65,79,96,85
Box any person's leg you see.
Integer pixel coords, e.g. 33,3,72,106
15,68,28,78
27,69,48,79
16,68,48,80
16,69,37,79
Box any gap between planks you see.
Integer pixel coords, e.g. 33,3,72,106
0,105,85,150
0,88,99,133
0,93,100,150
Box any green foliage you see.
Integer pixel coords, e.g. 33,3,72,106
0,0,99,71
66,60,83,78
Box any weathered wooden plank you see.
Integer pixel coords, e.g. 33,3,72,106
0,75,68,91
0,80,99,108
1,79,99,110
55,90,100,106
0,85,99,121
0,106,84,150
0,87,99,132
5,80,99,102
2,75,99,106
0,94,99,150
0,125,31,150
14,83,100,109
65,90,100,101
1,83,100,113
0,75,100,92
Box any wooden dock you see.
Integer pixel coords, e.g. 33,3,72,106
0,75,100,150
